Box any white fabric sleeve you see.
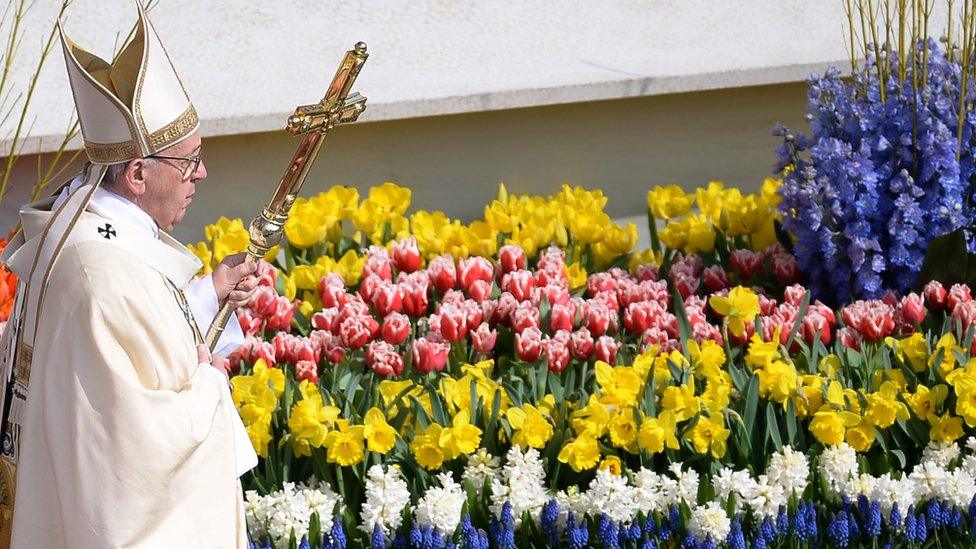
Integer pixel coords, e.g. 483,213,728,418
197,363,259,477
185,275,245,357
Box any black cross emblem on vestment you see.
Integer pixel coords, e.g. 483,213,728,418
97,223,116,240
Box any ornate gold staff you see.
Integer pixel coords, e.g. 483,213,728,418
204,42,369,351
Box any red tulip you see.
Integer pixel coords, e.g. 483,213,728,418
411,336,450,374
899,293,927,325
471,322,497,353
392,237,421,273
427,255,457,293
498,245,526,275
295,360,319,384
924,281,948,311
515,327,544,363
702,265,729,293
458,256,494,292
363,246,394,281
371,282,403,317
381,312,411,345
594,335,620,364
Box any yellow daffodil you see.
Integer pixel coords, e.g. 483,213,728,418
661,382,700,422
324,421,366,466
411,423,445,469
863,381,910,429
438,410,482,459
598,455,623,475
637,410,679,453
595,361,642,407
686,413,730,458
363,407,398,453
557,434,601,472
506,403,553,449
709,286,760,337
607,408,639,451
809,410,862,446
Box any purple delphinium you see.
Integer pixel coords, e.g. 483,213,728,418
776,39,976,303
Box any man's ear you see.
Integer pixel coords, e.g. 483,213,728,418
123,159,149,196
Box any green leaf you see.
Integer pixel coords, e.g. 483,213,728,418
784,290,811,351
670,284,693,345
766,403,783,451
742,375,759,440
915,228,976,290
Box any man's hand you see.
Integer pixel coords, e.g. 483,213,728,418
212,253,260,310
197,344,229,383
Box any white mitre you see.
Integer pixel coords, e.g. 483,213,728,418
59,1,198,165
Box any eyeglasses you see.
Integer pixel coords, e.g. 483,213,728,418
147,154,203,180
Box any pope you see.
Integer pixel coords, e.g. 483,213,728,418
0,4,259,547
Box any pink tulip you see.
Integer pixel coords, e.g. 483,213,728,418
471,322,497,353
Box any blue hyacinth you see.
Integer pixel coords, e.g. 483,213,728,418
827,511,850,548
643,515,657,538
490,502,516,549
867,500,882,538
299,538,310,549
890,502,903,534
540,499,560,545
597,514,619,549
371,524,386,549
775,39,976,302
727,518,746,549
566,513,589,549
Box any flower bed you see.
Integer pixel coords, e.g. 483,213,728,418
189,178,976,548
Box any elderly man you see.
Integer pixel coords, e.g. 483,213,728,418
0,5,258,548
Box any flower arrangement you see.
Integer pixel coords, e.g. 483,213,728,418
188,175,976,548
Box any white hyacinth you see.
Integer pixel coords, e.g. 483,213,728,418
554,486,589,529
712,467,757,513
413,472,467,535
632,468,668,516
742,474,787,521
687,501,731,543
462,448,500,496
244,479,340,548
867,473,914,521
668,463,700,506
489,446,551,525
360,464,411,538
922,441,961,469
818,442,858,498
584,469,638,524
766,445,810,497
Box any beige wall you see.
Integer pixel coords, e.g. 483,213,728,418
0,81,809,244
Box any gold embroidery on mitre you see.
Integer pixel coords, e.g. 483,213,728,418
148,105,198,152
83,139,140,164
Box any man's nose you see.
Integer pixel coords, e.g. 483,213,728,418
195,158,208,181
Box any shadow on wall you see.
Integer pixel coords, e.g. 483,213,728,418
0,81,808,243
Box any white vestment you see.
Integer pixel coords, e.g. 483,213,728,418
52,176,246,358
6,185,255,548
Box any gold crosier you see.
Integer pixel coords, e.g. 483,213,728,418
204,42,369,350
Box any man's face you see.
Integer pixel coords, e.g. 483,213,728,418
140,131,207,231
